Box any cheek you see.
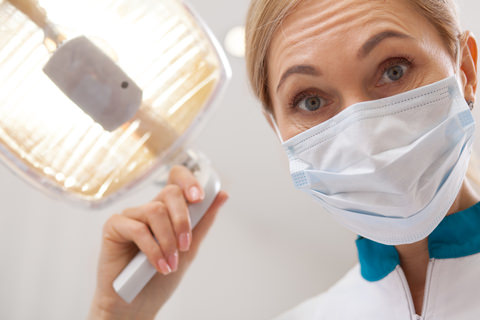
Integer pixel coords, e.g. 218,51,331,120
273,108,312,141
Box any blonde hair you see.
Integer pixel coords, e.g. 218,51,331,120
245,0,462,110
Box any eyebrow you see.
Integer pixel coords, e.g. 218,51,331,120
357,30,413,59
276,30,413,92
276,65,320,92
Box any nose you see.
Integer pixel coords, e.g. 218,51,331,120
341,90,372,111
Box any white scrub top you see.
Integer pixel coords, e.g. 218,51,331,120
275,202,480,320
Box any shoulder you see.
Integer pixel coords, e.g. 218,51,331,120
273,263,411,320
274,263,418,320
273,264,365,320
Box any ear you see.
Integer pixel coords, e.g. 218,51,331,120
459,31,478,104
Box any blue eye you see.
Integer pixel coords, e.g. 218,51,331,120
297,95,325,112
379,63,409,85
387,65,404,80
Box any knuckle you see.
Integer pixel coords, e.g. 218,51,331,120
154,231,176,255
104,214,116,226
146,201,167,216
158,235,178,254
121,206,136,216
103,214,120,233
170,165,186,176
162,184,183,197
131,223,149,239
142,243,162,265
173,214,191,233
145,208,167,225
148,243,162,258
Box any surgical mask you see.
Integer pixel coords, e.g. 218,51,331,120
272,76,475,245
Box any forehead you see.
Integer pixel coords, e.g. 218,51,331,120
268,0,441,82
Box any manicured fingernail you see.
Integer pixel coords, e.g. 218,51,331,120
179,232,191,252
189,186,203,201
157,259,171,275
168,252,179,272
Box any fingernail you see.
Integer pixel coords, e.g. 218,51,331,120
157,259,171,275
179,232,191,252
189,186,203,201
168,252,179,272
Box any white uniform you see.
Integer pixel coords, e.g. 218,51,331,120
276,202,480,320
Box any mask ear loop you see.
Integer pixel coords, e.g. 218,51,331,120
264,110,285,143
454,39,465,93
454,36,474,111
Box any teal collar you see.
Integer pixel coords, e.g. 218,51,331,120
356,201,480,282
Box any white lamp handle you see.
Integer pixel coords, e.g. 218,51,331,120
112,156,221,303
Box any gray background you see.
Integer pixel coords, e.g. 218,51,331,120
0,0,478,319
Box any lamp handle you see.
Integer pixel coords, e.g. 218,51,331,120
7,0,65,49
7,0,47,28
112,152,221,303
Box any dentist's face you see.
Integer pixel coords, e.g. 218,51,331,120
267,0,457,141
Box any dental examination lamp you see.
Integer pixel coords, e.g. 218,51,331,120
0,0,230,303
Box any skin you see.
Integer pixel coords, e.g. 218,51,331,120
88,166,228,320
266,0,478,315
88,0,479,318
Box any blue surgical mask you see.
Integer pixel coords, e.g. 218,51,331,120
272,76,475,245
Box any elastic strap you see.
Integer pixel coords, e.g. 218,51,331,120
266,111,284,143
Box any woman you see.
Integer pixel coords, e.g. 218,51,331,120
89,0,480,319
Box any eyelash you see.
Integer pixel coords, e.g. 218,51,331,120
287,55,415,110
288,90,323,110
377,55,414,85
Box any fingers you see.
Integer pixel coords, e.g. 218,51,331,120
113,165,229,277
107,214,172,275
155,165,205,253
157,185,192,252
143,202,179,273
166,165,204,203
122,202,179,273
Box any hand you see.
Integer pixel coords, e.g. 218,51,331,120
88,165,229,320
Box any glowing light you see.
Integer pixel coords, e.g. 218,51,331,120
224,26,245,58
0,0,223,205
